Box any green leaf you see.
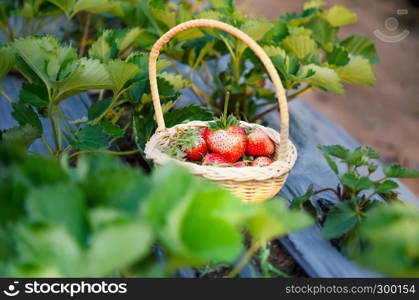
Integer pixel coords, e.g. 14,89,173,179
87,99,112,120
55,58,113,101
26,183,89,243
70,125,109,150
158,72,191,91
318,145,349,159
106,59,140,93
263,45,286,58
335,55,376,86
323,153,339,175
19,82,49,110
87,220,153,277
303,0,326,10
13,36,78,90
88,31,112,61
99,120,124,138
323,5,357,27
327,46,350,67
340,35,379,64
304,16,336,50
289,185,318,218
375,180,399,194
238,20,273,54
47,0,75,16
116,27,143,51
164,105,213,127
321,201,358,239
340,173,374,192
151,7,176,29
209,0,233,13
353,203,419,277
281,35,317,59
248,198,314,244
15,225,84,277
299,64,344,94
80,154,150,212
0,46,15,82
11,102,43,134
72,0,121,17
0,124,41,148
383,164,419,178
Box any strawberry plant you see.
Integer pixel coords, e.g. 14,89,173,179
0,140,313,277
114,0,378,122
291,144,419,276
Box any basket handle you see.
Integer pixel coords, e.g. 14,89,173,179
149,19,289,160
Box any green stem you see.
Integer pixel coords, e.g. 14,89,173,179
54,106,63,151
48,103,60,154
223,91,230,126
288,85,313,100
69,149,140,159
93,89,124,125
40,135,54,156
226,242,260,278
0,89,13,103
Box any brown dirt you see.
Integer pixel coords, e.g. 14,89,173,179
237,0,419,195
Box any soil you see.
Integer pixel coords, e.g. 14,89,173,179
237,0,419,195
196,239,307,278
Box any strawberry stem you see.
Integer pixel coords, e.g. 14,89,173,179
223,91,230,127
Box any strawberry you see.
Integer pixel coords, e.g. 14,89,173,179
232,161,249,168
165,127,207,161
251,156,273,167
246,129,275,156
202,153,229,166
184,136,207,161
205,116,246,163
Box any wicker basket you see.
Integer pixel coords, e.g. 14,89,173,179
145,19,297,203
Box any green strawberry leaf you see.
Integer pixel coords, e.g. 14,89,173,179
26,183,89,244
106,59,140,94
304,16,336,51
383,164,419,178
321,201,358,239
99,120,124,138
19,82,49,110
86,219,153,277
87,99,112,120
303,0,326,10
323,5,357,27
0,124,41,148
340,35,379,64
164,105,213,128
327,46,350,67
55,58,113,102
0,46,15,82
335,55,376,86
11,102,43,134
281,35,317,59
299,64,344,95
375,180,399,194
340,173,374,192
70,125,109,150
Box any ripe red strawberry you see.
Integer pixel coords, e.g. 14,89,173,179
232,161,249,168
184,136,207,161
202,153,229,166
165,127,207,161
206,124,246,163
246,129,275,156
251,156,273,167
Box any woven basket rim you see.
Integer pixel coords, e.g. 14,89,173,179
144,120,297,182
